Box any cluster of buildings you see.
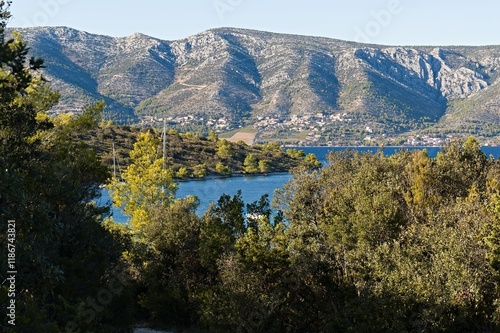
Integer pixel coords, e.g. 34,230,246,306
254,112,353,132
138,113,480,147
140,115,234,132
405,135,448,146
205,118,233,131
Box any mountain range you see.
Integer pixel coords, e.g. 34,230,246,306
13,26,500,144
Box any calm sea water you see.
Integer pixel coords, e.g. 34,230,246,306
300,146,500,161
102,146,500,223
177,173,292,215
100,173,292,222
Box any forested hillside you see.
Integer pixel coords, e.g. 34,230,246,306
78,125,319,178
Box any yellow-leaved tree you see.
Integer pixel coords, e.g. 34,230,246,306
108,131,177,230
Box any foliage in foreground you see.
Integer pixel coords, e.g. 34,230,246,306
3,1,500,331
109,133,500,332
0,3,131,331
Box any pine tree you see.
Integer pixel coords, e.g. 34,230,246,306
0,4,130,328
244,153,259,173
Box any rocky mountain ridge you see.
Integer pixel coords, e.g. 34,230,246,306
13,26,500,144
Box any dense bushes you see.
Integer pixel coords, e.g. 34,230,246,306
108,135,500,332
3,3,500,330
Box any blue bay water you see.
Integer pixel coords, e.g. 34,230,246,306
101,174,292,223
177,173,292,215
300,146,441,161
300,146,500,161
102,146,500,223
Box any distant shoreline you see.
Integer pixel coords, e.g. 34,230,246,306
287,145,443,149
287,145,500,148
176,171,291,182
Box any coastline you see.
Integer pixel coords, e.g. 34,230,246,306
288,145,443,149
287,145,500,148
175,171,291,182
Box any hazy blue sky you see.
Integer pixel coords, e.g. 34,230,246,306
9,0,500,46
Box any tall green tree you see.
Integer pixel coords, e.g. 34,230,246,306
208,130,219,142
258,159,270,173
0,4,131,330
244,153,260,173
128,195,202,329
303,153,322,170
108,131,177,231
216,139,233,159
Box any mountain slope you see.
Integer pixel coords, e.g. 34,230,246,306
14,26,500,142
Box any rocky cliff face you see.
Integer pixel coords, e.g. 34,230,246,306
13,26,500,139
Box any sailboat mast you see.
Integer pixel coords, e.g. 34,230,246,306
163,118,167,169
112,143,117,179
